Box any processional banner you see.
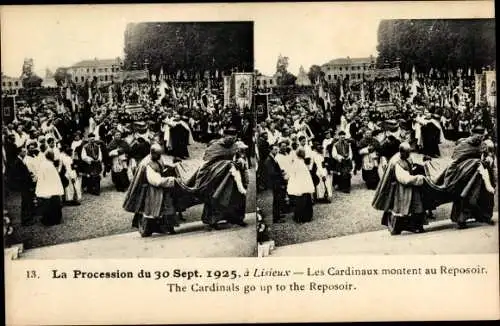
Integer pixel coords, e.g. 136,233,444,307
223,75,231,108
232,73,253,111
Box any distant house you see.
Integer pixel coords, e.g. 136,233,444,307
321,56,377,84
255,74,278,89
66,57,123,85
1,74,22,93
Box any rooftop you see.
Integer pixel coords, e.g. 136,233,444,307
323,56,376,66
71,58,122,68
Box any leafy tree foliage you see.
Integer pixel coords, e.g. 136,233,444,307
53,68,72,86
22,75,43,89
275,55,297,86
20,58,43,88
377,19,495,73
124,22,254,77
308,65,324,84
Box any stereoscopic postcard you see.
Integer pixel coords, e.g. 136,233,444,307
3,1,498,324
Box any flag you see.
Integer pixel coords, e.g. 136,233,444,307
176,70,181,80
158,80,167,102
215,69,219,79
468,68,472,77
66,86,71,100
412,66,416,81
159,67,164,81
108,85,113,104
360,82,365,102
429,67,433,77
87,86,92,104
172,84,177,99
318,82,325,100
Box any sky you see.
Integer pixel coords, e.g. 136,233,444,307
1,2,494,78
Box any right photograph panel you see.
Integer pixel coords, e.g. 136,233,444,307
256,18,497,257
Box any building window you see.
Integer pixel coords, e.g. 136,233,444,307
105,75,108,81
334,75,337,80
2,82,5,87
339,67,342,71
263,80,267,85
14,81,18,86
269,80,273,85
358,74,361,79
8,82,12,86
256,80,260,86
93,69,96,73
105,68,108,72
351,74,356,79
100,76,104,81
328,75,331,80
87,68,89,73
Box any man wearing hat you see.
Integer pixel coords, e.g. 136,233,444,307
169,114,193,159
264,144,287,223
332,130,353,193
81,133,103,195
322,129,334,174
422,125,495,229
123,144,178,236
372,142,427,235
420,113,444,158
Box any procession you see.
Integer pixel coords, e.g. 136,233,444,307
256,19,497,253
2,22,257,257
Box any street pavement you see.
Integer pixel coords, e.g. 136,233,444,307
18,213,256,259
270,215,498,256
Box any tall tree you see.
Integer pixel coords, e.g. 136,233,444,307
308,65,324,84
20,58,43,88
275,55,296,86
124,22,254,78
377,19,495,73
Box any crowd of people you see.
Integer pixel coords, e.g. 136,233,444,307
258,72,497,233
3,74,254,235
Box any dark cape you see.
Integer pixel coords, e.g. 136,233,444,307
372,153,424,217
122,155,180,217
169,122,190,159
421,135,494,222
175,137,247,224
421,122,441,157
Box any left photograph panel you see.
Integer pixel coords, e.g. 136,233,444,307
2,18,257,259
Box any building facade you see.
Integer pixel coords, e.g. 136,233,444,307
321,56,376,84
255,74,278,89
66,58,123,85
1,74,22,93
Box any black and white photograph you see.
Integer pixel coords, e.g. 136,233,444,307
2,18,257,259
2,3,499,325
256,18,498,256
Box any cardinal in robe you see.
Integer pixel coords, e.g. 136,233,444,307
108,130,130,191
372,142,427,234
81,133,103,195
332,130,353,193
